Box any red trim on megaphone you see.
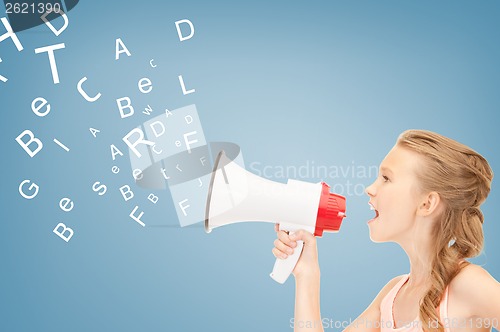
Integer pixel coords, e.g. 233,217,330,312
314,182,347,237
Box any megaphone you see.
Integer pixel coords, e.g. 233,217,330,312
205,150,347,284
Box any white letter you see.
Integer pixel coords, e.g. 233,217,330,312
185,115,193,124
41,9,68,36
179,199,190,216
53,138,69,152
77,77,101,102
34,43,65,84
110,144,123,160
119,185,134,201
152,145,162,154
148,193,158,204
150,59,156,67
0,58,6,82
183,131,198,153
89,128,100,138
92,182,107,196
161,168,170,180
178,75,195,95
116,97,134,118
59,198,74,212
15,130,43,157
132,169,143,180
138,78,153,94
115,38,131,60
175,19,194,41
130,206,145,227
249,161,261,176
19,180,39,199
31,97,51,117
150,121,165,137
53,223,74,242
0,17,23,51
122,128,154,158
142,105,153,115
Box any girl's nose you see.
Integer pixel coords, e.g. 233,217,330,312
365,181,376,197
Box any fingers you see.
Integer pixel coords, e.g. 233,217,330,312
272,247,288,260
273,237,294,257
290,230,316,247
272,229,295,259
271,228,319,279
277,230,297,248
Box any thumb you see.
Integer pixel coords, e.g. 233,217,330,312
290,229,316,247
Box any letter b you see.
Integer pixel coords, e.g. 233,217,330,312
116,97,134,118
53,223,74,242
119,185,134,201
15,130,43,157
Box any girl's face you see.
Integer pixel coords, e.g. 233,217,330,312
365,145,423,243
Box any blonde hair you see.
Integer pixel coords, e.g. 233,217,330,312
397,129,493,332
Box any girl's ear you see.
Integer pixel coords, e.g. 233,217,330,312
417,191,442,217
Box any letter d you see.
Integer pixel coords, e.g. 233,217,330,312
175,19,194,41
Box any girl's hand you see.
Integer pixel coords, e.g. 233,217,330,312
272,223,320,280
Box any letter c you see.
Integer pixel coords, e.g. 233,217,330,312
77,77,102,102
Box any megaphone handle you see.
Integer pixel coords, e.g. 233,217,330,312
270,234,304,284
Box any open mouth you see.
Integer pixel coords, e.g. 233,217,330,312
368,202,379,223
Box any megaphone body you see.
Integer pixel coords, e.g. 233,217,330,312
205,151,346,284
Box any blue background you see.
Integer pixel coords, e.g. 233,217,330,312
1,1,499,331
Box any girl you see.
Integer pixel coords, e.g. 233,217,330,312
273,130,500,332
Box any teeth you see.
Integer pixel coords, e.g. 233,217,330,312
369,202,379,219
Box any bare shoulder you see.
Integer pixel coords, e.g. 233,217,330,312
342,275,406,332
449,263,500,319
450,263,499,296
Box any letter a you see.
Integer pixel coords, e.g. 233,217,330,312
110,144,124,160
115,38,131,60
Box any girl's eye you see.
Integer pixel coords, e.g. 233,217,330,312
382,175,389,182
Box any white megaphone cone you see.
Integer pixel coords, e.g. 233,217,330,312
205,150,346,284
